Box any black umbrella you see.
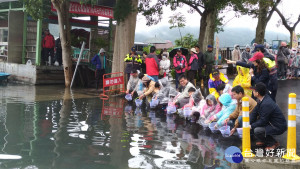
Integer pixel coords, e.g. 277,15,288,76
169,47,189,58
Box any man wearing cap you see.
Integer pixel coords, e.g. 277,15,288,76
145,46,160,82
208,69,229,99
203,45,215,86
91,48,107,89
250,82,287,150
173,49,188,89
124,47,142,81
42,29,55,65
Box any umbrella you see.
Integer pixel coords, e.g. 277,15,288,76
169,47,189,58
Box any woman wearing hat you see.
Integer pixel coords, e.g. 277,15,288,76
188,48,199,85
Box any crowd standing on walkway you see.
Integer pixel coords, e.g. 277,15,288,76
123,43,297,151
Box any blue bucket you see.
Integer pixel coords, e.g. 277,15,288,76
125,94,132,101
150,99,159,108
135,99,143,107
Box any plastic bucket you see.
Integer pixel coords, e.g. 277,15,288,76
237,128,243,138
150,99,159,108
219,126,230,137
183,107,192,117
135,99,143,107
167,105,176,114
209,122,219,133
125,94,132,101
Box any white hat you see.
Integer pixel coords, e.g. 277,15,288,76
99,48,106,54
190,48,197,53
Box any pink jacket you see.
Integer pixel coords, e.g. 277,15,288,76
201,103,222,121
173,54,187,73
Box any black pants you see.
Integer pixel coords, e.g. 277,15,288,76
42,48,54,64
188,70,197,85
198,68,203,80
253,127,277,146
278,62,286,77
55,49,62,65
204,64,213,86
95,69,105,89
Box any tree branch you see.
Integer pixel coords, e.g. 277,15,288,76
180,0,203,15
275,7,292,32
292,15,300,30
266,0,281,22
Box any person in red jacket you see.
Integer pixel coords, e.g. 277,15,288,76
173,49,187,89
42,29,55,65
145,46,159,82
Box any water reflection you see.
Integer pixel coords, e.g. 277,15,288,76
0,85,238,169
125,104,237,169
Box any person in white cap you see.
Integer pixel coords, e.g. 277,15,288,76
91,48,107,89
188,48,199,85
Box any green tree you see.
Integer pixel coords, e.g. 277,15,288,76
238,0,281,44
139,0,245,52
168,12,186,46
175,33,198,49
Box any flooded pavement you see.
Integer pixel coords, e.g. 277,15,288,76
0,81,300,169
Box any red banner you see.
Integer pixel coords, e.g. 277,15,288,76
103,76,124,87
51,2,114,18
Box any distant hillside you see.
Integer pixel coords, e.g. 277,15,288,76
135,26,290,48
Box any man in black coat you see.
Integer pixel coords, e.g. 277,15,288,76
195,45,204,87
250,82,287,150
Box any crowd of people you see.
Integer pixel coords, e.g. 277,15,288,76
124,43,292,151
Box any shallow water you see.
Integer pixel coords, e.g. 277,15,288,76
0,83,299,169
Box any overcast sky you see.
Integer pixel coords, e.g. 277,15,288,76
135,0,300,36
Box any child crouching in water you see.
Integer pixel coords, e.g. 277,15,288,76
200,94,222,124
210,93,236,128
185,87,204,122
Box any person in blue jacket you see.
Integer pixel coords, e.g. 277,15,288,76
91,48,106,89
250,82,287,150
211,93,237,128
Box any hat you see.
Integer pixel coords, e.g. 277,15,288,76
245,45,250,49
99,48,106,54
207,45,213,48
45,28,49,31
212,69,220,76
249,52,264,62
190,48,197,53
281,41,287,47
177,49,182,52
131,47,136,52
252,44,264,53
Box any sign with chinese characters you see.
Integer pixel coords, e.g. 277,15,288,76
103,76,124,87
51,2,114,18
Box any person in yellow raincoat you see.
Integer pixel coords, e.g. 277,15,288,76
232,66,252,97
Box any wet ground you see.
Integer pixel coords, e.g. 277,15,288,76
0,81,299,169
